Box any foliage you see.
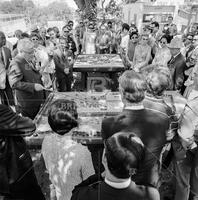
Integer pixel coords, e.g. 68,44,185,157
0,0,73,25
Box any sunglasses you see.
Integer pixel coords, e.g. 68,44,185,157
31,38,38,41
132,37,138,39
160,41,167,44
142,38,148,41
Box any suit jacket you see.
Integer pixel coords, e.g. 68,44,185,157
0,47,14,105
53,48,72,80
8,55,45,118
101,108,169,187
0,104,35,194
168,53,186,90
71,181,159,200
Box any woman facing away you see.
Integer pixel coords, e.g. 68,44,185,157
41,99,95,200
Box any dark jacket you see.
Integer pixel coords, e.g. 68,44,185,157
0,46,15,106
0,104,35,194
8,55,45,119
168,53,186,90
71,181,159,200
101,107,169,187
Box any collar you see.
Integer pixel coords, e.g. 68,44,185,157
105,177,131,189
124,102,144,110
145,93,164,103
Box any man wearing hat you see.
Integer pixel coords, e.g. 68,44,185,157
8,38,45,119
167,37,186,91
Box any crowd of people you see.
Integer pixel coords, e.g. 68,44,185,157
0,16,198,200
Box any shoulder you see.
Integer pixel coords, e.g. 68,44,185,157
131,183,160,200
71,182,101,200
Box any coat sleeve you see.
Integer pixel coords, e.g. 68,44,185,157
8,61,35,93
0,104,36,136
53,54,66,73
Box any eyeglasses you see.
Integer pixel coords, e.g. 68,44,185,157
142,38,148,41
160,41,167,44
31,38,38,41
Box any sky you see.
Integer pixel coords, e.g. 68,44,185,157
33,0,78,9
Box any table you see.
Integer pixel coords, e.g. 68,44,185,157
26,90,187,148
26,91,123,147
73,54,125,91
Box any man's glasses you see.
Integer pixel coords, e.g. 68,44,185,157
142,38,148,41
132,37,138,39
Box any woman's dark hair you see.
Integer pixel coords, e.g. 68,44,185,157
160,34,171,43
21,32,29,38
122,23,130,32
105,132,144,179
48,99,78,135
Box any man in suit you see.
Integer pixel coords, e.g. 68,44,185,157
8,38,45,119
168,37,187,91
0,31,15,106
101,70,170,188
53,36,73,92
71,132,160,200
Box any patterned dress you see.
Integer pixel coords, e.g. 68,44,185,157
42,133,95,200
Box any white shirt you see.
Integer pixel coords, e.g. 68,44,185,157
105,177,131,189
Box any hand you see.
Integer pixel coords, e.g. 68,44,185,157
34,83,44,91
64,68,70,74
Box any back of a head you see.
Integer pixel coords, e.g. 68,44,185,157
105,132,144,179
119,70,146,103
146,66,172,96
48,99,78,135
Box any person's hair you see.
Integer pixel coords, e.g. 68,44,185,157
0,31,5,38
47,27,55,33
141,33,149,38
53,26,59,32
68,20,74,25
119,70,146,103
146,67,172,96
30,32,40,39
168,15,173,19
48,99,78,135
151,21,159,28
105,132,144,179
21,32,29,38
130,32,138,38
107,21,112,25
15,30,22,38
160,34,169,43
17,38,34,52
122,23,130,32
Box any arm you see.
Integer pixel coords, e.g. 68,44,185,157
0,104,35,136
178,99,198,150
147,187,160,200
8,62,35,93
